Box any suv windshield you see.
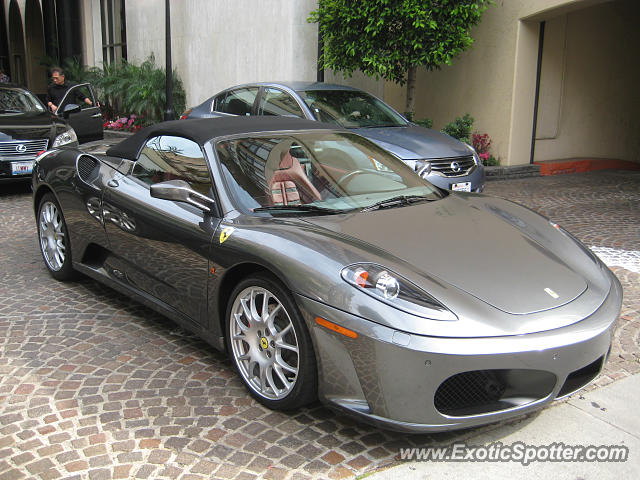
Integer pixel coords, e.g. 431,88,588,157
216,131,442,215
298,90,408,128
0,87,46,114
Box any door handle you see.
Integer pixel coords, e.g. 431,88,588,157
107,179,119,188
91,113,102,118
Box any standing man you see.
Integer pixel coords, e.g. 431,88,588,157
46,67,93,113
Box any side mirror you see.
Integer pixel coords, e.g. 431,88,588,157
150,179,215,213
61,103,81,118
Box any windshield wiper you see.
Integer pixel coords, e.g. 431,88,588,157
252,204,356,215
0,109,23,113
361,194,436,213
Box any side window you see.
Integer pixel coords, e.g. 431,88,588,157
258,88,304,118
216,87,258,116
58,84,97,112
131,136,212,196
212,92,226,112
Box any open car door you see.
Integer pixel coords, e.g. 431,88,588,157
57,83,104,143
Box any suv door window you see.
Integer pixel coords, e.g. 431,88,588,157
258,88,304,118
58,84,97,112
215,87,258,116
57,83,103,143
131,135,212,196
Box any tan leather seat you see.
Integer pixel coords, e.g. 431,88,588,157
269,151,321,205
270,180,301,205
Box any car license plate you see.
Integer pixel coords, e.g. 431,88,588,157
451,181,471,192
11,161,34,176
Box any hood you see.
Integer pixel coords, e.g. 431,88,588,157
302,195,588,316
0,111,59,141
354,125,470,160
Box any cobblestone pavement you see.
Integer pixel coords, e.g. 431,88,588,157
1,170,639,480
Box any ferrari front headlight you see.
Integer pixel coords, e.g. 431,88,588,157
53,127,78,147
341,263,457,321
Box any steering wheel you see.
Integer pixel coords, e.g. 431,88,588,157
336,170,367,189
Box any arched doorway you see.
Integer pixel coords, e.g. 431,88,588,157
8,0,26,86
25,0,48,95
0,0,10,77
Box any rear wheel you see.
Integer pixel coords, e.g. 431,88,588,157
37,193,75,280
226,273,317,410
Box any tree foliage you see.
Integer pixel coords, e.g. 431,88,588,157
309,0,491,112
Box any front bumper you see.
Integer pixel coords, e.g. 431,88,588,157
0,158,35,182
296,269,621,433
424,163,486,193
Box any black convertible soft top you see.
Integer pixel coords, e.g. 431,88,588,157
105,116,337,160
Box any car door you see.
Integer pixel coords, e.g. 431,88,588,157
212,87,259,116
102,135,220,326
57,83,103,143
256,87,305,118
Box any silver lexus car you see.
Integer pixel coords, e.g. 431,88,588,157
182,82,485,192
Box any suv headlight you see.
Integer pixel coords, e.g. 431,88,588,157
413,159,432,178
53,127,78,147
465,143,482,166
341,263,457,321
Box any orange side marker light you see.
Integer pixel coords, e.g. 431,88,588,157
315,317,358,339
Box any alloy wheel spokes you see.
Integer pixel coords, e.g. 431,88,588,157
230,286,300,400
39,202,66,271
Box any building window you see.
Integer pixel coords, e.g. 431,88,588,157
100,0,126,65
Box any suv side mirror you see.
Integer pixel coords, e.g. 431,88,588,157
150,179,215,213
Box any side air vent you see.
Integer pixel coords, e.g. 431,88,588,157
77,155,99,183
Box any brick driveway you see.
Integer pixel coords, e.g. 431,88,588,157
1,170,639,480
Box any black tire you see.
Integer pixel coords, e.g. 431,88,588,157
37,193,76,280
225,273,317,410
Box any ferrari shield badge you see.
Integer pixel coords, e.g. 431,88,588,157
219,227,235,244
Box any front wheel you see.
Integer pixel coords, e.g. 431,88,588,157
225,273,317,410
37,193,76,280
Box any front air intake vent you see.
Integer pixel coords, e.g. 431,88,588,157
435,368,556,416
77,155,99,182
557,356,603,398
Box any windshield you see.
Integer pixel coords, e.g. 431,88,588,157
0,87,46,113
298,90,408,128
216,132,443,215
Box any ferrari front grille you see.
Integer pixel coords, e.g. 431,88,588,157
434,368,556,417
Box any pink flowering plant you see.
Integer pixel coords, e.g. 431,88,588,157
472,132,498,166
103,114,146,132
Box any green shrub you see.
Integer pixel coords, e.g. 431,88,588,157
403,111,433,129
43,55,186,125
441,113,474,143
98,55,185,124
414,118,433,129
60,57,102,85
485,154,499,166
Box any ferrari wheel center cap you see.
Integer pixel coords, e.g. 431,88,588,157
259,337,269,350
